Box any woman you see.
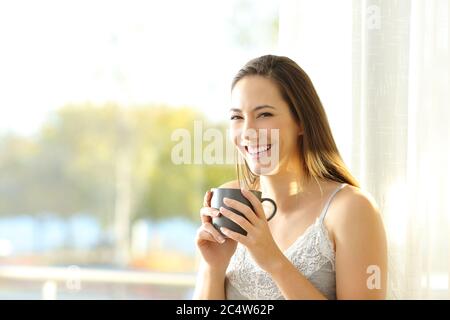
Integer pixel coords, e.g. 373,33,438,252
193,55,387,300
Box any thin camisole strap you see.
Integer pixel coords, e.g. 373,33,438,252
319,183,347,223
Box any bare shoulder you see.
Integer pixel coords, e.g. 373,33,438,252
334,184,380,215
218,180,240,189
328,184,388,299
326,184,384,237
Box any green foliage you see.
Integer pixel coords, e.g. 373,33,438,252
0,104,235,223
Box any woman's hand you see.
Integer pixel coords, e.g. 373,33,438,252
195,190,238,273
218,188,284,273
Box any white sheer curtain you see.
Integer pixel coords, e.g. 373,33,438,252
278,0,449,299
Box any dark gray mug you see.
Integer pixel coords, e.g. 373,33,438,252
211,188,277,236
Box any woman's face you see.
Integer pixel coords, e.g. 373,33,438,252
230,75,303,176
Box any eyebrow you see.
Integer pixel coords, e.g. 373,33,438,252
229,105,276,113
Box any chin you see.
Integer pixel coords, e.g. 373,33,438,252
247,160,280,176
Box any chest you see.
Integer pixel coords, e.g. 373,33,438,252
268,206,337,253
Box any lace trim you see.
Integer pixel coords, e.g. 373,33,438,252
226,219,335,300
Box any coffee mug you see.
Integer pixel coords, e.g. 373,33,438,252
211,188,277,236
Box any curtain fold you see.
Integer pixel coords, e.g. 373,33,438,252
279,0,449,299
353,0,449,299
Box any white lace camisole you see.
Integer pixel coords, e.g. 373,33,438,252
225,183,347,300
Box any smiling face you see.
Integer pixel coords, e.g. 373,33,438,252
230,75,303,176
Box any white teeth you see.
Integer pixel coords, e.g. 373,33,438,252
247,145,271,155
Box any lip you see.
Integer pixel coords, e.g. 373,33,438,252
244,144,272,159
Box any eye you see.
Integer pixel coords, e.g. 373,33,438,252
258,112,273,118
230,115,243,120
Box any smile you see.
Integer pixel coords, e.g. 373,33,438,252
244,144,272,158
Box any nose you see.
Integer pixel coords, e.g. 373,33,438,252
240,117,257,145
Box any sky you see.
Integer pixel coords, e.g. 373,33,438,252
0,0,279,135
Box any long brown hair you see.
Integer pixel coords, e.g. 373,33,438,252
231,55,360,191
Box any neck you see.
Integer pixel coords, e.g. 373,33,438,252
259,156,317,213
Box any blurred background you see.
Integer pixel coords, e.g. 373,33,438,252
0,0,448,299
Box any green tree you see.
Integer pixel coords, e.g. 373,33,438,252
0,103,236,224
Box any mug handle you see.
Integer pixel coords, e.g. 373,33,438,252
261,198,277,221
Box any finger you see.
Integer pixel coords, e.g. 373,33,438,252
201,191,215,223
219,206,253,233
199,207,220,224
200,206,220,220
220,227,247,245
203,190,212,207
240,188,266,219
222,197,258,224
197,228,216,243
203,223,226,243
